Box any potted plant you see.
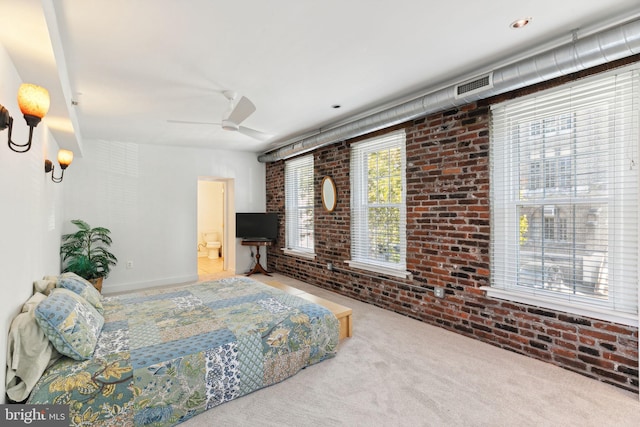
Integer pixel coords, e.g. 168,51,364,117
60,219,118,292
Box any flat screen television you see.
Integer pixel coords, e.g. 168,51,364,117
236,212,278,240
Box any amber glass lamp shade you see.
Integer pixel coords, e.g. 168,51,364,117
17,83,50,123
57,149,74,169
45,149,73,183
2,83,50,153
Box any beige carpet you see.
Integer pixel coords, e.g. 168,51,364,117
182,273,638,427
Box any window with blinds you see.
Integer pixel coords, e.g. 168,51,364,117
285,155,314,253
350,130,407,274
490,66,639,323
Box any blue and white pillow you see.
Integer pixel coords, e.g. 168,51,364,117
57,272,104,314
34,288,104,360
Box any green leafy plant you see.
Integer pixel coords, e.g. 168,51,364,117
520,214,529,245
60,219,118,280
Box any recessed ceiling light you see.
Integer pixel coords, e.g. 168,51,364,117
510,17,532,29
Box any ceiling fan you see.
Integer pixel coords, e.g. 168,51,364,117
168,90,271,141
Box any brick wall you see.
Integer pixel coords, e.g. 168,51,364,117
265,76,639,394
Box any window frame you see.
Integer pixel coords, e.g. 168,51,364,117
347,130,410,278
283,154,316,258
486,66,639,326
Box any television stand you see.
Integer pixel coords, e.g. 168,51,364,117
241,239,273,276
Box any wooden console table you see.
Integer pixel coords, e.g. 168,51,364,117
241,239,273,276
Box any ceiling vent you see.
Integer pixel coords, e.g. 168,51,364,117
454,73,493,99
259,18,640,163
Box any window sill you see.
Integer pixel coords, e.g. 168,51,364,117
481,286,638,327
281,248,316,260
345,260,412,279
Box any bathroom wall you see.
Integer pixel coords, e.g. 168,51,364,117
197,180,224,257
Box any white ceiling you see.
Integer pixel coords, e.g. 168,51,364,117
1,1,640,157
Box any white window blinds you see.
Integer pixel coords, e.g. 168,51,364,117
350,130,407,271
490,66,639,321
285,155,314,252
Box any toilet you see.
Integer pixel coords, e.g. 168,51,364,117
202,231,222,259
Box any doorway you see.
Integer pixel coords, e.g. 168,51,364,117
197,178,235,280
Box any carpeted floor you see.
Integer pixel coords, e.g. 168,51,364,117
182,273,639,427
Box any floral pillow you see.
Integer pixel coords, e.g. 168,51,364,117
57,272,104,314
34,288,104,361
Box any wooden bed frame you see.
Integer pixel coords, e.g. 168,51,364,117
265,281,352,340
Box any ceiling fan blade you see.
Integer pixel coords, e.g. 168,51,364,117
238,126,272,141
225,96,256,125
167,119,221,125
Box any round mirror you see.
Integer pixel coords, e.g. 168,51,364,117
321,176,337,212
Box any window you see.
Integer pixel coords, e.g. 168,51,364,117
349,130,408,277
490,66,639,325
285,155,314,254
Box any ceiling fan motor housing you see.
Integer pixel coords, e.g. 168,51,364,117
221,119,239,131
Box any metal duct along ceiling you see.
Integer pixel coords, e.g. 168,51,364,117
258,18,640,163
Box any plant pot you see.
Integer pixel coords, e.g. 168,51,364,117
89,277,103,293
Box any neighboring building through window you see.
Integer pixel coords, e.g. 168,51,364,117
285,155,314,253
489,66,639,325
349,130,408,277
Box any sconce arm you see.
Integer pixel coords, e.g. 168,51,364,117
51,168,65,183
1,104,39,153
44,159,65,183
8,120,36,153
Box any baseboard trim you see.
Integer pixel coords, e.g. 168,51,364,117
103,274,199,295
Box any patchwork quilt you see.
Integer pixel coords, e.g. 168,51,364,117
27,277,339,426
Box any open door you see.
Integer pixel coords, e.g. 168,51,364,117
197,177,235,275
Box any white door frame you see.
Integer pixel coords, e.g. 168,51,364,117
197,176,235,274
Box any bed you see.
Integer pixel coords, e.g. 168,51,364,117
13,275,339,426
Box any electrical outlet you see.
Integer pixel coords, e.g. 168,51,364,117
327,263,334,271
126,261,134,269
434,287,445,298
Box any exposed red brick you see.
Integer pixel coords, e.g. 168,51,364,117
579,328,617,342
266,68,640,393
592,322,636,336
603,352,637,367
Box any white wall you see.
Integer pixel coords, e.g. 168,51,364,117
63,140,266,294
0,43,65,402
0,40,267,402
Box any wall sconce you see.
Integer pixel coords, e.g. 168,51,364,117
0,83,50,153
44,149,73,183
